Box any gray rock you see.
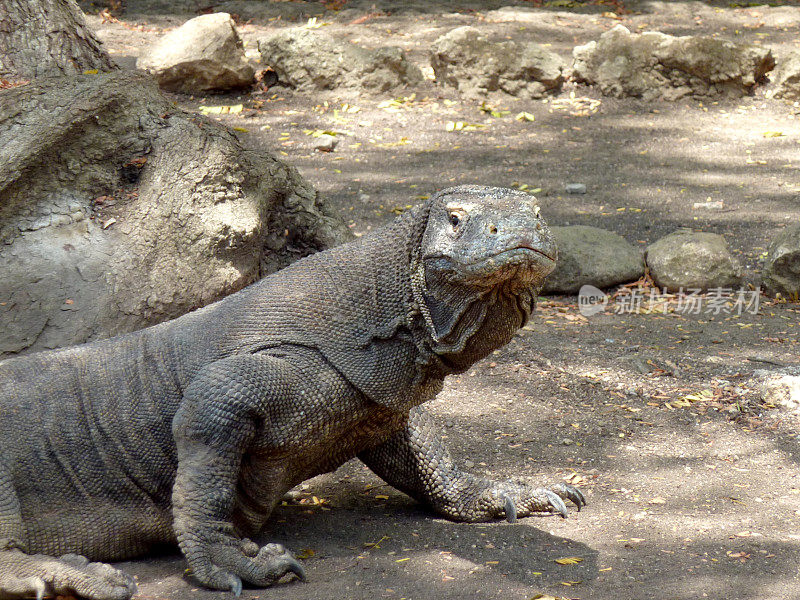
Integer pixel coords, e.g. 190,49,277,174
751,368,800,412
772,50,800,101
692,200,724,210
762,223,800,299
137,13,254,93
646,229,742,292
314,134,338,152
484,6,541,24
572,24,775,100
430,26,564,100
258,28,422,93
616,354,658,374
565,183,587,195
541,225,644,294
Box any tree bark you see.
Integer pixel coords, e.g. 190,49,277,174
0,0,114,80
0,71,350,356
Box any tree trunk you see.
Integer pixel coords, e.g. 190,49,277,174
0,0,114,80
0,71,351,356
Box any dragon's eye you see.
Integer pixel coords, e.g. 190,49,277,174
449,213,460,228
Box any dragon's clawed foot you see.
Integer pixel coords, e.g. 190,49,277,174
0,548,136,600
487,481,587,522
189,539,305,595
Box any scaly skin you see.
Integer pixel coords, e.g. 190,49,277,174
0,185,585,599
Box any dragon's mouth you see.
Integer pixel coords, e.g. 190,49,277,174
507,244,556,262
474,245,556,267
424,245,557,280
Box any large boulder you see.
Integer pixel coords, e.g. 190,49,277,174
645,230,742,292
771,50,800,101
430,26,564,100
258,28,423,93
572,25,775,100
0,71,349,357
136,13,254,93
541,226,644,294
484,6,543,25
762,223,800,300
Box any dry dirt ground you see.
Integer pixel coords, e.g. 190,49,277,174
79,1,800,598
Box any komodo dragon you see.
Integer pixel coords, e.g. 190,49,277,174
0,185,585,600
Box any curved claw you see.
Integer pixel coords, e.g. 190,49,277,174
230,576,243,597
544,489,569,518
551,483,587,511
572,487,587,510
503,495,518,523
286,556,307,582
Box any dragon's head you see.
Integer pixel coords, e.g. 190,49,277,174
411,185,557,351
420,185,557,290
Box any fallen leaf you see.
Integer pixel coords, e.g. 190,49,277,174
555,556,584,565
199,104,243,115
363,535,389,548
305,16,327,28
480,101,510,117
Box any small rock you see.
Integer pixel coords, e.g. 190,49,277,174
565,183,587,195
751,368,800,411
572,24,774,100
542,226,644,295
314,134,338,153
464,459,475,469
562,438,574,446
430,26,564,100
762,223,800,299
646,229,741,292
693,200,724,210
137,13,254,93
617,354,657,374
